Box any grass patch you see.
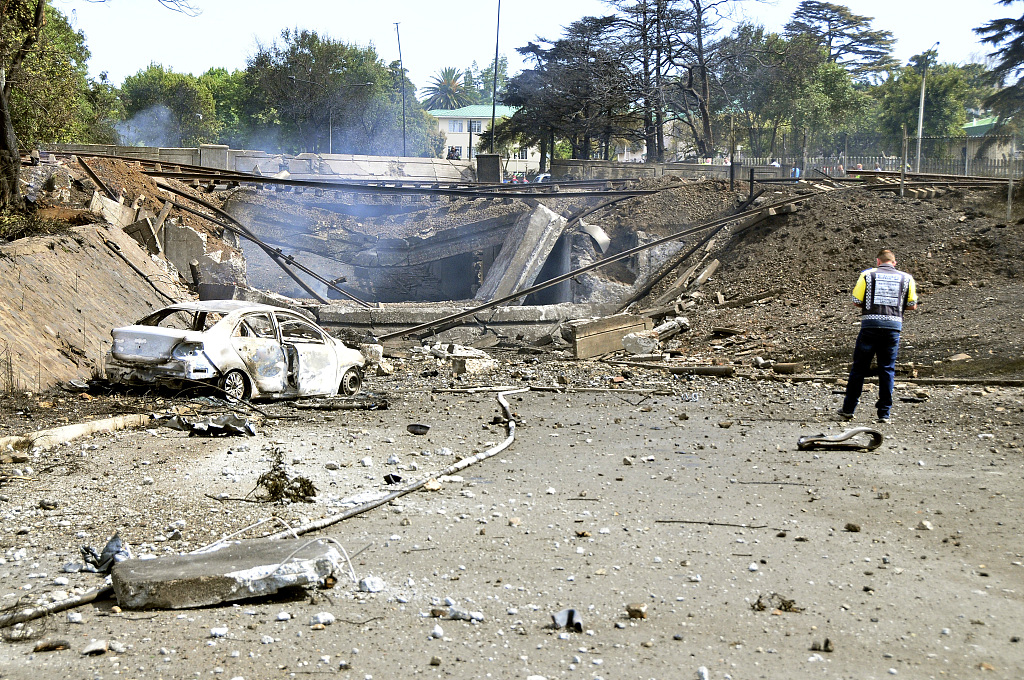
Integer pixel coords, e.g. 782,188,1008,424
0,210,72,242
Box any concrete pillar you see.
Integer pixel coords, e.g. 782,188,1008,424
200,144,229,170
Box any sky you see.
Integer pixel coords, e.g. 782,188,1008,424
58,0,1011,93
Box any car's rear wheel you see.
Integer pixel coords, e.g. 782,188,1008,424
339,367,362,396
219,369,251,401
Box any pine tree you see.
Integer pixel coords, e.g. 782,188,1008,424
975,0,1024,119
784,1,896,80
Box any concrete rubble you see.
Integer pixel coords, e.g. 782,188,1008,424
110,539,344,609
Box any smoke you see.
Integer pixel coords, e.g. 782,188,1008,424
115,105,177,147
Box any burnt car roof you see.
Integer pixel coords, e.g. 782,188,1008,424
158,301,299,315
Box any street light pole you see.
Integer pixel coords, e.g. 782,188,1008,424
395,23,407,158
915,41,939,173
490,0,501,154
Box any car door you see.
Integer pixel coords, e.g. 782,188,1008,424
275,313,337,396
229,312,288,395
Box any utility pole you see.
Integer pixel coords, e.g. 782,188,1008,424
395,22,407,157
915,41,939,173
490,0,500,154
900,124,907,198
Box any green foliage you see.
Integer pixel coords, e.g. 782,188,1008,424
464,57,508,105
120,63,221,146
975,1,1024,124
422,67,470,110
785,1,896,80
244,29,441,156
198,67,249,148
2,5,92,146
874,63,971,144
0,209,69,241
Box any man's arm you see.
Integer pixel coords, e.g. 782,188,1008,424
851,272,867,308
905,276,918,311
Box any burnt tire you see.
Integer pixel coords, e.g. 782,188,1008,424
219,369,251,401
339,367,362,396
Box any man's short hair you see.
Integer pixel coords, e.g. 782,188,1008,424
877,249,895,263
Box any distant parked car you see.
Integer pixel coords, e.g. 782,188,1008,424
104,301,365,400
533,173,551,183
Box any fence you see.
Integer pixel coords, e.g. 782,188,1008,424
741,135,1023,179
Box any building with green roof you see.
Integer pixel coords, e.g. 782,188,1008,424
427,105,539,177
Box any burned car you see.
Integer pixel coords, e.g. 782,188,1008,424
104,301,365,400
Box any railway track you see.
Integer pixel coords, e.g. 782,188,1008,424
30,151,656,199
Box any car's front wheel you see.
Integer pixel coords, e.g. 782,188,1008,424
339,367,362,396
219,369,251,401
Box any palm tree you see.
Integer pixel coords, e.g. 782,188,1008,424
422,67,470,110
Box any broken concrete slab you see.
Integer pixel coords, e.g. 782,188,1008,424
476,204,568,303
568,314,653,359
88,191,136,229
111,539,343,610
123,217,162,255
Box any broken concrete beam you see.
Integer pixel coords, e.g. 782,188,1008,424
718,287,784,309
475,204,568,303
568,314,652,359
688,259,720,291
111,539,343,610
123,218,162,255
88,191,137,229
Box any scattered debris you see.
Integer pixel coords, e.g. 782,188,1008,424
551,608,584,632
810,638,835,653
154,413,256,437
797,427,884,452
80,533,132,574
33,638,71,652
111,538,344,609
626,602,648,619
751,593,804,613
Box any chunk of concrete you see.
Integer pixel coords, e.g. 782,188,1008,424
622,330,660,355
111,539,343,610
476,204,568,303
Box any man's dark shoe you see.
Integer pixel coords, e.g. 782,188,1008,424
836,410,854,421
877,415,890,424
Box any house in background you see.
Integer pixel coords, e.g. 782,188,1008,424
427,105,541,178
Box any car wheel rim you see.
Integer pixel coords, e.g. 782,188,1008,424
223,372,246,400
341,369,361,396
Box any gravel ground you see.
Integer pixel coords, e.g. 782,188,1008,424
1,359,1022,680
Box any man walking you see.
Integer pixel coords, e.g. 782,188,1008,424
839,249,918,424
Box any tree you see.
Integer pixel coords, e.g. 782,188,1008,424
198,67,250,148
464,56,509,105
717,25,827,156
4,4,91,148
500,16,630,164
874,61,971,146
975,0,1024,123
784,1,896,80
660,0,739,158
119,64,221,146
421,67,470,110
0,0,200,211
245,29,441,157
